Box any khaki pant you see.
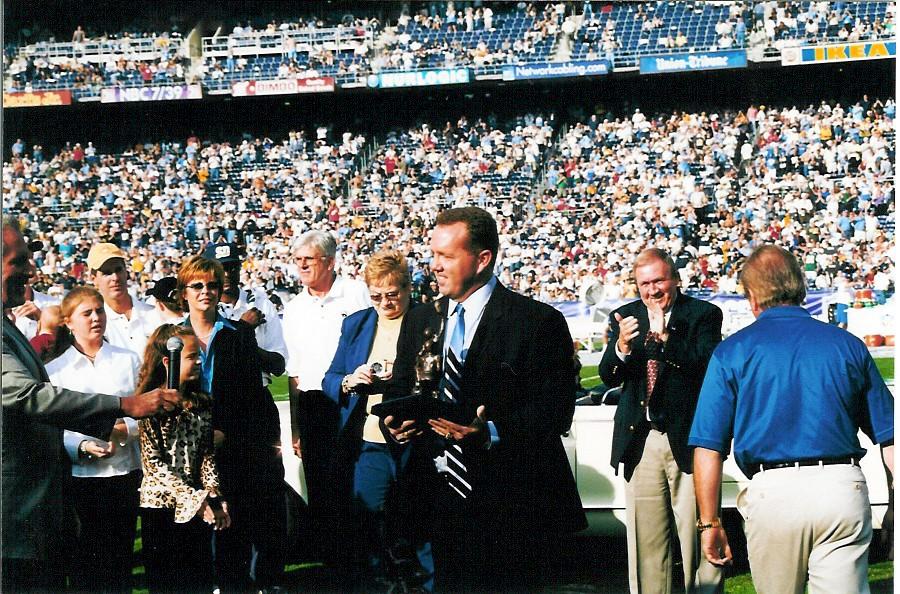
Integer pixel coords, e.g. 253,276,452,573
625,429,723,594
738,463,872,594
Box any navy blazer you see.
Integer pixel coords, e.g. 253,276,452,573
599,292,723,477
322,307,379,433
388,284,586,534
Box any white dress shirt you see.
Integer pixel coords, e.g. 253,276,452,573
46,343,142,477
282,276,370,390
103,297,158,358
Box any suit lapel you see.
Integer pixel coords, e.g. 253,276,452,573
463,283,505,370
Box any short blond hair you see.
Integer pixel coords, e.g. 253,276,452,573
176,255,225,310
633,248,677,281
364,250,410,288
740,245,806,309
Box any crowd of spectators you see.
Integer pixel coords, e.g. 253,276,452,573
5,2,895,94
751,0,895,52
3,93,894,308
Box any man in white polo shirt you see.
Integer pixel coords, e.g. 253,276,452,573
282,230,369,574
86,243,157,358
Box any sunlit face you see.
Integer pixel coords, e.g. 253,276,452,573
368,279,411,320
182,274,221,314
65,297,107,344
1,227,33,309
295,246,335,293
429,223,492,302
92,258,129,302
635,258,678,313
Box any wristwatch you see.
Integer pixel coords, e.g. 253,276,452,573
78,440,93,461
341,375,353,394
696,517,722,532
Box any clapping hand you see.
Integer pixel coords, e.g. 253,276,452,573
614,313,640,356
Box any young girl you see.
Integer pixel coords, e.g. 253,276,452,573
45,287,142,594
137,324,230,594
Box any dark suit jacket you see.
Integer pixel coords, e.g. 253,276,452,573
203,319,283,495
599,293,722,478
389,283,586,534
322,307,379,434
2,318,120,560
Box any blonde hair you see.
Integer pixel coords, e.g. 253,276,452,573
176,255,225,310
633,248,677,281
364,249,410,288
739,245,806,309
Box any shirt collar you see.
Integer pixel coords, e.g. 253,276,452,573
449,276,497,319
757,305,811,320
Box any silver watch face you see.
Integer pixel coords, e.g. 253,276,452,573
370,361,384,375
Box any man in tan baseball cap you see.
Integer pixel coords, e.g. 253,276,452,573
86,243,157,357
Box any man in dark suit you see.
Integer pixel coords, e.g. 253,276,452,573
599,248,723,594
385,207,585,592
1,220,180,592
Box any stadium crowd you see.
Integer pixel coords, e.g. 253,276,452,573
3,95,895,306
5,1,895,95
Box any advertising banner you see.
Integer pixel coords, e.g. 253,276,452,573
367,68,470,89
231,77,336,97
639,50,747,74
781,40,896,66
3,90,72,108
501,59,610,81
100,84,203,103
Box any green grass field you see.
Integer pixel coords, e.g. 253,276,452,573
269,357,894,401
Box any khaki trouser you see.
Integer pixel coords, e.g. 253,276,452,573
738,463,872,594
625,429,723,594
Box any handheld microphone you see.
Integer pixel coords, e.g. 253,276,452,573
166,336,184,390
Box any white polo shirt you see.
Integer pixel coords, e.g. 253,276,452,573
103,297,158,358
46,343,142,478
282,276,370,391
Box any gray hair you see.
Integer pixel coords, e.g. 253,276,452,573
293,229,337,259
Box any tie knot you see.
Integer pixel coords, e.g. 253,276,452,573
454,303,465,317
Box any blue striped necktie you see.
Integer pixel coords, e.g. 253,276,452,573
435,303,471,498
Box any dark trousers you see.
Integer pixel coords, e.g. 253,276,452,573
213,485,287,592
1,558,65,594
141,507,214,594
68,469,142,594
430,483,550,593
291,389,353,565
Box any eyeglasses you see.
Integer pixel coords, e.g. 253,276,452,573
296,256,328,266
186,281,221,292
370,291,402,303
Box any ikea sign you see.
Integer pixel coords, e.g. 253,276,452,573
782,41,895,65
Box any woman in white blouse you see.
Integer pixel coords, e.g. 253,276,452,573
46,286,142,594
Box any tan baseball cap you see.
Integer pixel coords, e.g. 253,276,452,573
86,243,127,271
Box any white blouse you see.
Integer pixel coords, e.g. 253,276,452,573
46,343,142,478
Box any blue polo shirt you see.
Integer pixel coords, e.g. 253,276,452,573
688,306,893,477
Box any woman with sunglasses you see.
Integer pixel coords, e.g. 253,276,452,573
323,249,433,591
176,255,285,593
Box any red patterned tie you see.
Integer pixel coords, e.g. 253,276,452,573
645,332,661,399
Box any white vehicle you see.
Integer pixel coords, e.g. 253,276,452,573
277,384,892,537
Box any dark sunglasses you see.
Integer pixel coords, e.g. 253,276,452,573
370,291,402,303
186,281,222,292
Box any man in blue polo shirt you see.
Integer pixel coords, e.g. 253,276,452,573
689,244,893,594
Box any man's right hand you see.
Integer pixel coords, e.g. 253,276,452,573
614,313,640,355
119,388,181,418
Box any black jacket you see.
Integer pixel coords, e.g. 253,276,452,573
599,293,722,478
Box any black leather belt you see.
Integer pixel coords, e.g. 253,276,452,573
755,456,859,477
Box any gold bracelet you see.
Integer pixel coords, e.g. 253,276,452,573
696,517,721,532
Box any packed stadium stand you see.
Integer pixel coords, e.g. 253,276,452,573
5,2,895,93
2,1,895,308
